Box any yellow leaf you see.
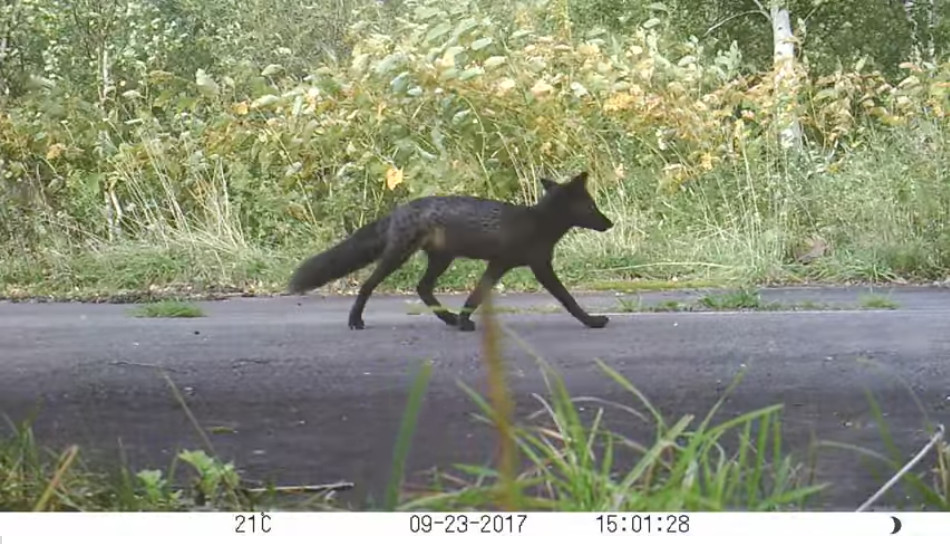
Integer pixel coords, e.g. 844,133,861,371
898,75,920,88
577,43,600,57
603,92,636,113
667,81,686,95
660,163,690,192
233,101,249,115
699,152,714,171
385,166,404,191
286,202,309,222
46,143,66,160
305,87,321,105
483,56,507,69
495,77,517,96
530,79,555,98
436,46,464,70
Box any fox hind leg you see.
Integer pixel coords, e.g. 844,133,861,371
457,261,511,332
348,242,418,330
416,251,459,326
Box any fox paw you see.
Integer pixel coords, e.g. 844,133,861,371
437,312,459,327
458,320,476,332
348,318,365,330
585,315,609,329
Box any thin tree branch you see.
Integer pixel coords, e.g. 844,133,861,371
704,10,766,37
749,0,771,18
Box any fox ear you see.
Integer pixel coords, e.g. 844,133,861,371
568,171,589,187
539,177,559,192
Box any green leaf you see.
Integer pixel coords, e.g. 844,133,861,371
854,56,867,73
390,71,411,93
452,18,479,40
451,109,471,124
426,22,452,43
813,88,838,101
643,18,662,29
431,124,445,153
459,67,485,80
195,69,219,96
484,56,507,69
374,53,406,75
471,37,493,51
27,75,56,90
677,55,697,66
261,64,284,77
251,95,281,108
415,6,442,20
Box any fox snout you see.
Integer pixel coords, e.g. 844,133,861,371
573,202,613,232
590,214,613,232
595,216,613,231
581,208,613,231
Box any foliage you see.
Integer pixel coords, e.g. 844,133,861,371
2,0,950,295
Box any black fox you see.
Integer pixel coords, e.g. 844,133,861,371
288,171,613,331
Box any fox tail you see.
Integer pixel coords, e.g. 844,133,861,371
287,216,390,294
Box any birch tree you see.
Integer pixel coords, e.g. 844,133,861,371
903,0,940,65
744,0,803,150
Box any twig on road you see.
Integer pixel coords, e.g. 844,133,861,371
856,423,945,512
243,481,355,494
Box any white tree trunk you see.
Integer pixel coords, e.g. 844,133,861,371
770,3,802,150
926,0,937,64
903,0,937,65
904,0,924,64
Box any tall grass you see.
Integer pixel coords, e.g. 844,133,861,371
4,120,949,301
393,295,826,511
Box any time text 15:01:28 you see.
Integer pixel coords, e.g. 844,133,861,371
596,514,691,534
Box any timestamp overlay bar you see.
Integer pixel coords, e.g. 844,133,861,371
0,512,946,542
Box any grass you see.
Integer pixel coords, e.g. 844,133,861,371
858,294,901,310
698,288,763,310
614,297,693,313
131,300,206,318
2,296,948,513
611,291,847,314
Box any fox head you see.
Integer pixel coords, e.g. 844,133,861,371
539,172,614,232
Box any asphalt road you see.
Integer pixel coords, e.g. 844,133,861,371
1,286,949,511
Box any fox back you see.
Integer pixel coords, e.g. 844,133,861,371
387,172,613,266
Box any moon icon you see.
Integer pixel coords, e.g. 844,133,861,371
890,516,902,535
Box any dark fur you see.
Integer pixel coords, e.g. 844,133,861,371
288,171,614,331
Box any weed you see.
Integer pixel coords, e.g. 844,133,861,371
132,300,206,318
858,294,900,310
698,289,762,310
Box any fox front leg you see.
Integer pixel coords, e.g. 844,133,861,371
530,261,609,328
